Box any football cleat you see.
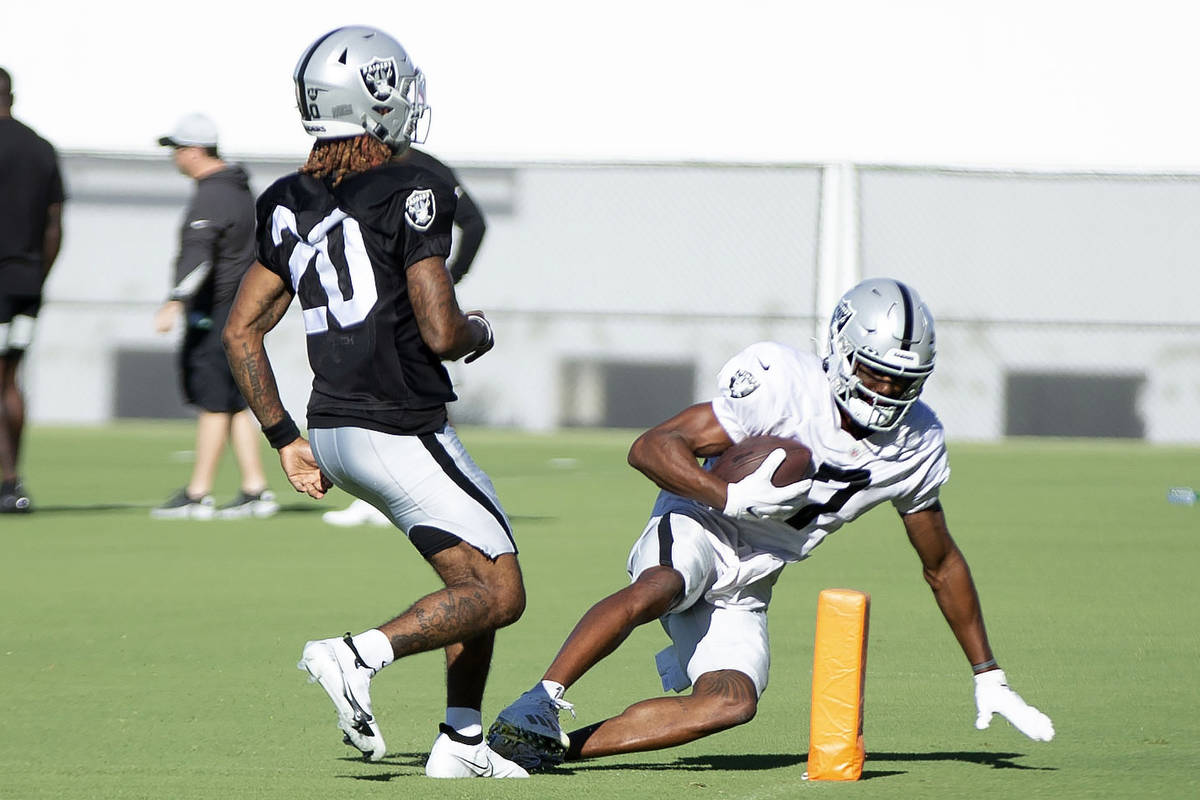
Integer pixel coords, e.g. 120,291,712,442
298,634,386,762
150,488,215,520
425,724,529,778
216,489,280,519
486,686,575,770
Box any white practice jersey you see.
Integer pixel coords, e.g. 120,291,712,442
651,341,950,564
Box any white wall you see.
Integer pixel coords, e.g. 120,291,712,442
23,153,1200,441
858,167,1200,440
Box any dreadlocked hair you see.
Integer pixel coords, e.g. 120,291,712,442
300,134,393,186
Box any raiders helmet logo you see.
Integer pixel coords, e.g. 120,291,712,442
359,57,398,101
405,188,436,231
831,299,853,333
727,368,760,399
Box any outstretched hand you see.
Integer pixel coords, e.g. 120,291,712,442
279,438,333,499
974,669,1055,741
723,448,813,521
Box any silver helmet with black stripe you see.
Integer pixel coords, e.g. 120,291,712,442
825,278,936,432
293,26,428,150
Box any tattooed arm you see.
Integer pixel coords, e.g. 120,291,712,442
223,262,292,426
223,262,331,499
408,256,493,362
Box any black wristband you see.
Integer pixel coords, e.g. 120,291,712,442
262,414,301,450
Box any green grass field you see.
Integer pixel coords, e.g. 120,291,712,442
2,423,1198,799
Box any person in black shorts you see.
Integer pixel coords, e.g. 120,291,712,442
150,113,277,520
0,66,64,514
223,26,526,779
321,145,488,528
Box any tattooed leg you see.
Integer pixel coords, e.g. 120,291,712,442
564,670,759,760
377,544,524,661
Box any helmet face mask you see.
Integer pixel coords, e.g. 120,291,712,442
293,26,429,150
825,278,936,432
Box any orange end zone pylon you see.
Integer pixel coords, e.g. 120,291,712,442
806,588,870,781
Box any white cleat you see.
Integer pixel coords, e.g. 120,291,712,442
298,634,386,761
486,686,575,770
322,498,391,527
426,725,529,778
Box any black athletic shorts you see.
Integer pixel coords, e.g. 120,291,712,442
179,304,247,413
0,292,42,356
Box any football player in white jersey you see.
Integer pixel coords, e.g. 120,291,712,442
488,278,1054,769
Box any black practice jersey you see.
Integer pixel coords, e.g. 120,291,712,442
0,117,65,295
400,148,486,283
256,162,457,435
169,165,256,314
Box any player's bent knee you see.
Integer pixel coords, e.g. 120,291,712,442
693,670,759,730
428,540,525,627
471,552,525,629
723,697,758,728
628,565,686,618
489,556,526,628
492,596,524,629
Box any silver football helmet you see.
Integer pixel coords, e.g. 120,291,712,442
825,278,936,432
293,26,429,149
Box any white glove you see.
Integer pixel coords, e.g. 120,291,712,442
974,669,1055,741
722,448,813,521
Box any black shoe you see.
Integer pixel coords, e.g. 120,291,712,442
216,489,279,519
0,480,31,514
150,488,215,519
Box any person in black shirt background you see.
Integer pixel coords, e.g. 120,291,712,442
150,113,277,520
0,66,64,514
223,26,526,779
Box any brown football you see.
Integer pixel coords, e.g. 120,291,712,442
710,435,813,487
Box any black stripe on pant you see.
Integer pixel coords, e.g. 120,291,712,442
417,432,517,551
657,514,674,567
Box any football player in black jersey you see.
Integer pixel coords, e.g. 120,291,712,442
321,145,488,528
223,27,526,779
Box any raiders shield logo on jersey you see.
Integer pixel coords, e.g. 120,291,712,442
405,188,436,231
359,57,398,101
727,368,760,398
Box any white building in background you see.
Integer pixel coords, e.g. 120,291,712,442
26,153,1200,442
